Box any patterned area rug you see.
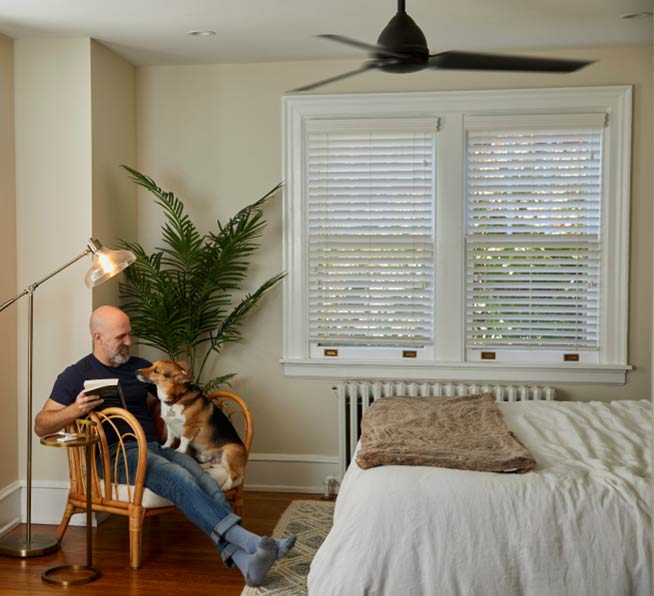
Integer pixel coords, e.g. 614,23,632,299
241,499,335,596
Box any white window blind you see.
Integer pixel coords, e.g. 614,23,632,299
306,123,436,347
465,122,604,351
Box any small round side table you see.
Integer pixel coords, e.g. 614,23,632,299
40,431,102,585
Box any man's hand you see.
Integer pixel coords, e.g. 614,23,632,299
34,392,104,437
74,390,104,415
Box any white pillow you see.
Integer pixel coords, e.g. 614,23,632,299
99,482,173,508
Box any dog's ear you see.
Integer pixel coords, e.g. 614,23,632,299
175,360,194,381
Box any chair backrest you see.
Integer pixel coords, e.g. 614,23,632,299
90,407,150,505
209,390,254,456
65,408,150,507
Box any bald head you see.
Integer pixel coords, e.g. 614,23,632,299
90,306,133,367
90,305,129,334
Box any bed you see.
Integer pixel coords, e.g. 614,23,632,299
308,399,652,596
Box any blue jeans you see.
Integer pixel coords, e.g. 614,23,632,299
107,441,241,565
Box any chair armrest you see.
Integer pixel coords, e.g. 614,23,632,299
209,390,254,456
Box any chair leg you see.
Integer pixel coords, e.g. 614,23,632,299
55,501,77,542
129,506,145,569
233,486,244,518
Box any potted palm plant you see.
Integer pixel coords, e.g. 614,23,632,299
118,165,284,390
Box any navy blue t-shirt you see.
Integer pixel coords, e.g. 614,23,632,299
50,353,158,444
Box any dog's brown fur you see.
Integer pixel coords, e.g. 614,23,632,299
137,359,246,488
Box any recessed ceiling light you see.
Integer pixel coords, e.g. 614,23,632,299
188,30,216,37
620,11,653,19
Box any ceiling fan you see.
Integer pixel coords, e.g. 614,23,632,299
292,0,593,92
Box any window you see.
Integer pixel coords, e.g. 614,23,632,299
282,87,632,383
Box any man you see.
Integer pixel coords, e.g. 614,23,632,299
35,305,294,587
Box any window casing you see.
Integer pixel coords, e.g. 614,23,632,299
282,87,632,383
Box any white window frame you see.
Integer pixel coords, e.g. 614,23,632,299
282,86,632,384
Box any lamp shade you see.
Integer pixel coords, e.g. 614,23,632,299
84,238,136,288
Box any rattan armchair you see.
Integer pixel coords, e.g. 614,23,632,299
55,392,253,569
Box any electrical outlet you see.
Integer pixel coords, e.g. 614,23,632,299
322,475,340,499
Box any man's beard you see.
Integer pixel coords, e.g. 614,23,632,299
104,341,130,365
110,352,130,365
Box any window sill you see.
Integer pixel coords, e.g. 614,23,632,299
281,359,631,385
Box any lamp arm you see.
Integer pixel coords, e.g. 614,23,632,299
0,247,93,313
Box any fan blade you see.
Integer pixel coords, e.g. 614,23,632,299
318,34,409,59
290,64,378,92
429,51,593,72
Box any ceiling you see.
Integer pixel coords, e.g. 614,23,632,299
0,0,651,66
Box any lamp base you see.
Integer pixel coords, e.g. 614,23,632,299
0,534,59,557
43,564,101,585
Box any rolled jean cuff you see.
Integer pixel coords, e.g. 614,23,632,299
211,512,241,538
210,513,241,566
219,542,239,567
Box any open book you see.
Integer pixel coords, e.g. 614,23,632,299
83,378,127,410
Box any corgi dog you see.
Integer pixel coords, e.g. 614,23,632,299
137,359,246,490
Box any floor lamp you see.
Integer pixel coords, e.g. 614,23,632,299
0,237,135,557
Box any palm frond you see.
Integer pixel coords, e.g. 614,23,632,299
119,167,283,386
210,272,286,348
202,374,237,392
121,165,204,272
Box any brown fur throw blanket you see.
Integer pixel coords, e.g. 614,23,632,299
356,393,536,473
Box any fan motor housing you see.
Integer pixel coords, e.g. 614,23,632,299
376,12,429,72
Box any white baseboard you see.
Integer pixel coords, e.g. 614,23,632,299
26,480,84,526
246,452,339,493
0,480,104,533
0,481,21,536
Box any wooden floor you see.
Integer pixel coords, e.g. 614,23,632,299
0,491,322,596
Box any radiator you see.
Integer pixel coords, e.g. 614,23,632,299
334,381,556,478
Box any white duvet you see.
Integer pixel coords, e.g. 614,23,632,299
308,400,652,596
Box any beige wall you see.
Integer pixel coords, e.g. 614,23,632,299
0,34,17,492
14,38,94,482
136,46,653,461
14,39,136,487
90,40,137,308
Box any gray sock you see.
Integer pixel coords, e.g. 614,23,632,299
225,524,260,554
231,537,277,587
275,535,296,559
224,525,297,560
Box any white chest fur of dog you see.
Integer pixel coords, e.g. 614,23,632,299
158,387,187,449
